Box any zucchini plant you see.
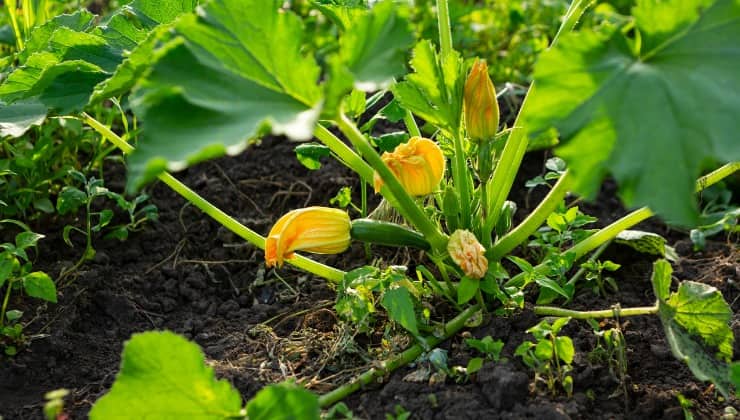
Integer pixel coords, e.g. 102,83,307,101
0,0,738,416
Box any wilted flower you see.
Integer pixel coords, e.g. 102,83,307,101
373,136,445,196
447,230,488,279
464,59,500,143
265,207,351,268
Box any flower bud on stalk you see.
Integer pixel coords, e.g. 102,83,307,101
265,207,351,268
464,60,500,143
447,230,488,279
373,136,446,196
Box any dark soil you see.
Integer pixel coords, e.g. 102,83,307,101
0,136,737,420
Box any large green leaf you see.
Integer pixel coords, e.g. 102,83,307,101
90,331,243,419
0,100,47,137
392,40,465,135
337,1,414,91
0,1,195,136
126,0,323,190
526,0,740,225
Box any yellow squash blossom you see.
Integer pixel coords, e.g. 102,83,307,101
447,230,488,279
464,59,499,143
373,136,445,196
265,207,351,268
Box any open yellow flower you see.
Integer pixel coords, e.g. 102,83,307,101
464,59,499,143
373,136,445,196
265,207,351,268
447,230,488,279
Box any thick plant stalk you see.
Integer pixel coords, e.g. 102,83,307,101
318,304,480,408
82,113,346,283
314,124,374,182
491,171,572,260
483,0,593,236
535,304,658,319
435,0,453,58
335,113,448,252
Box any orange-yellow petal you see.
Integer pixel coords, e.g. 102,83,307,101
373,137,445,196
447,230,488,279
265,207,351,268
464,60,499,143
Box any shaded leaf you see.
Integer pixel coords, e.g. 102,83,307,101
381,286,418,335
527,0,740,224
128,0,323,190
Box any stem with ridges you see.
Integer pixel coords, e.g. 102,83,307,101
314,124,374,182
452,134,472,229
404,109,421,138
491,171,572,260
535,304,658,319
319,304,480,407
81,113,345,283
436,0,453,58
335,113,448,251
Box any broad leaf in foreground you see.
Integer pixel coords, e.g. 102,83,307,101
127,0,323,190
527,0,740,225
651,260,734,397
246,383,319,420
90,331,243,419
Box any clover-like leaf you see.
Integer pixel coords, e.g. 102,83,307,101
90,331,243,419
527,0,740,225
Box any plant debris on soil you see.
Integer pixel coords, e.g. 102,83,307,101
0,137,737,419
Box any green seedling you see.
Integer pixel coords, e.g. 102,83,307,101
0,224,56,355
587,319,628,405
465,335,505,374
580,259,621,297
58,170,157,280
515,317,575,397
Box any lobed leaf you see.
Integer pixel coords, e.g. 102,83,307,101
90,331,243,419
526,0,740,225
127,0,323,190
392,40,465,135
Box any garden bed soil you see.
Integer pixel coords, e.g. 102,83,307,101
0,137,738,419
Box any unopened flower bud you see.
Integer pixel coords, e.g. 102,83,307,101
464,60,500,143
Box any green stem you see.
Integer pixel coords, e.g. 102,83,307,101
0,280,13,326
452,134,471,229
482,0,592,239
550,0,592,46
491,171,572,260
318,304,480,408
534,304,658,319
6,1,24,50
335,113,447,251
314,124,374,182
435,0,453,57
505,207,653,288
695,162,739,193
565,240,611,288
403,110,421,138
81,114,345,283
